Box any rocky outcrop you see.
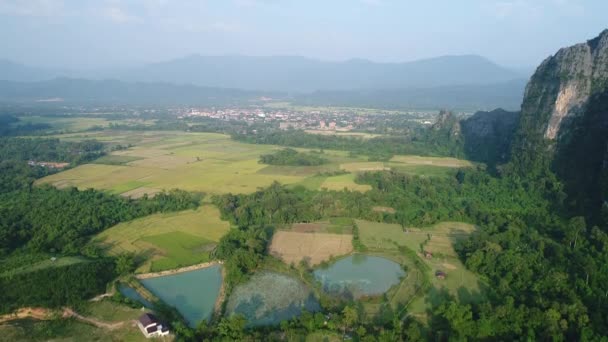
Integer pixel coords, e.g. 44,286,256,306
432,110,461,138
461,109,519,168
513,29,608,218
519,29,608,141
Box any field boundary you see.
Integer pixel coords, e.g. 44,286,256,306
135,260,222,279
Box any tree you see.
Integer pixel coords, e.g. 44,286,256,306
343,305,359,333
115,253,135,275
217,314,247,340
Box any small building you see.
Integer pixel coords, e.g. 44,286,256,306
137,313,169,338
424,251,433,259
435,270,447,280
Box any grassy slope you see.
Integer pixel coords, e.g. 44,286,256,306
356,220,485,317
81,300,144,323
93,205,229,273
0,318,148,342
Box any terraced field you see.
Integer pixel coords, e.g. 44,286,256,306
92,205,229,273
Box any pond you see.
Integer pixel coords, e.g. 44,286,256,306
118,285,153,308
314,254,405,298
225,272,320,327
139,265,223,327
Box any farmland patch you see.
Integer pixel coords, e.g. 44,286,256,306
269,231,353,266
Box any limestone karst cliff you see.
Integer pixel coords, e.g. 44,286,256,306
511,29,608,218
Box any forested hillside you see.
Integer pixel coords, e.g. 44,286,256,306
0,138,202,313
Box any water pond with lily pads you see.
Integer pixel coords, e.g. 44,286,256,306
225,271,320,327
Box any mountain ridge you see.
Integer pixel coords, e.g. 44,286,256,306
0,54,528,93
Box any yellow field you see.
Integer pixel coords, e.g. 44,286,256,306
304,130,383,139
340,162,389,172
320,173,371,192
92,205,229,272
39,131,473,196
269,231,353,266
390,155,473,168
39,132,308,195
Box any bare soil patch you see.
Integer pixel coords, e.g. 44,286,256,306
372,206,396,214
120,187,162,199
291,222,328,233
442,263,458,270
269,231,353,266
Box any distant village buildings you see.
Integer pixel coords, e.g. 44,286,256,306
27,161,70,169
174,106,444,132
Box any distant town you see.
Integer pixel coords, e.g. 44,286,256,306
173,106,464,132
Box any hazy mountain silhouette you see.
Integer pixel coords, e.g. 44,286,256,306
0,55,528,93
117,54,525,92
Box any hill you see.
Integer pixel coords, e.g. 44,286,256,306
510,29,608,219
0,55,527,93
116,54,524,92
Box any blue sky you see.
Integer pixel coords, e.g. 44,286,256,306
0,0,606,69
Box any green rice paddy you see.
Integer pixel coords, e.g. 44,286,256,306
93,205,229,273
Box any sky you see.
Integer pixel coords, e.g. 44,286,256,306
0,0,607,69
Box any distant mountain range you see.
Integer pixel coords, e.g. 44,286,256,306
112,54,526,92
0,54,531,109
1,55,528,92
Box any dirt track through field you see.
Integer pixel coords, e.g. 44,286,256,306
0,307,130,331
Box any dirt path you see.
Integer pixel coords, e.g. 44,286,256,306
62,308,126,330
90,290,115,302
0,307,129,332
0,307,55,324
136,260,223,279
214,266,228,315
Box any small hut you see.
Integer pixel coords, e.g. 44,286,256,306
435,270,447,280
424,251,433,259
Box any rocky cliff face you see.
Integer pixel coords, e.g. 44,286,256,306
513,29,608,218
519,29,608,141
432,110,461,137
461,109,519,168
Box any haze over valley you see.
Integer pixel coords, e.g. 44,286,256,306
1,1,608,341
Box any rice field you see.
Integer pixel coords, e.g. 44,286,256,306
92,205,229,273
389,155,473,168
320,173,372,192
38,130,472,196
269,231,353,266
304,129,383,139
